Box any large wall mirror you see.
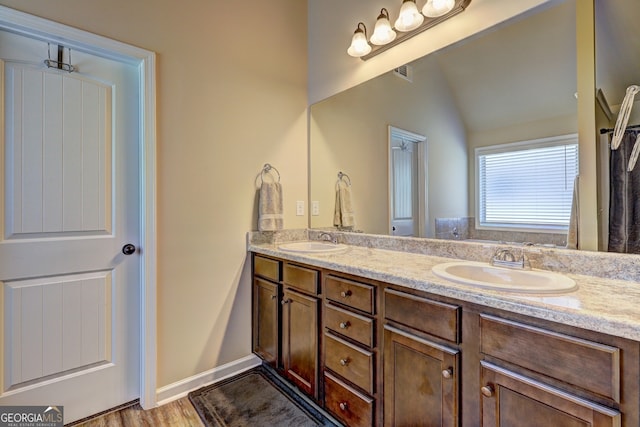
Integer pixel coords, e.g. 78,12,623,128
310,0,640,252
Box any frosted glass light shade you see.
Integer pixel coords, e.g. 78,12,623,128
347,23,371,57
370,8,396,45
394,0,424,32
422,0,455,17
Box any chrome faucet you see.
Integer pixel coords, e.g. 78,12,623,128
493,248,516,262
451,227,460,239
318,232,338,244
490,247,531,270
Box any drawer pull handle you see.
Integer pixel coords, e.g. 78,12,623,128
481,385,494,398
339,321,350,329
442,368,453,379
281,299,290,305
340,290,352,298
270,295,277,300
339,358,350,366
339,402,349,411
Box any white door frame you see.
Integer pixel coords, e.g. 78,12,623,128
0,6,158,409
388,125,427,237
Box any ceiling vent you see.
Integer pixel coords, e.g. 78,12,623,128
393,64,413,82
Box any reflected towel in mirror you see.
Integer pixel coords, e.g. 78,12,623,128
258,182,284,231
334,180,356,228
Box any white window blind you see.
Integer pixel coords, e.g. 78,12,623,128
476,135,579,231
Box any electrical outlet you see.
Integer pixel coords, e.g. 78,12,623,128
312,201,320,216
296,201,304,216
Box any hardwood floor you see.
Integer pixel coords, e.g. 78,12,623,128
69,398,204,427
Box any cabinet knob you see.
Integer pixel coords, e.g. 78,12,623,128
340,290,352,298
442,368,453,379
270,295,277,300
339,321,350,329
339,402,349,411
481,385,495,398
281,299,290,305
339,358,350,366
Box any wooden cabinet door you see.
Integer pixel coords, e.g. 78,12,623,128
384,325,460,427
252,278,279,365
481,361,621,427
282,288,318,397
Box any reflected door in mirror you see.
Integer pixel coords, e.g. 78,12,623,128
390,133,418,236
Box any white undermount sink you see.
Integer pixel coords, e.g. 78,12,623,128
278,241,347,254
432,261,577,294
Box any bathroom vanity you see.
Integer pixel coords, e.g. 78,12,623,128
250,236,640,426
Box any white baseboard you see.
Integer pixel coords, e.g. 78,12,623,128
155,354,261,406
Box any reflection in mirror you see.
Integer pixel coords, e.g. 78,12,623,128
595,0,640,253
389,126,426,237
310,0,578,247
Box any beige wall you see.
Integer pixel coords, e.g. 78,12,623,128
0,0,308,388
630,101,640,124
576,0,598,251
310,54,467,237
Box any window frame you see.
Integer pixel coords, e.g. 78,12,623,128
475,134,579,233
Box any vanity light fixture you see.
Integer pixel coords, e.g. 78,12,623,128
347,22,372,57
395,0,424,32
422,0,455,17
347,0,471,60
370,8,397,45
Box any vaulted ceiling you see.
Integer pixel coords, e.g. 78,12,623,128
406,0,639,134
595,0,640,111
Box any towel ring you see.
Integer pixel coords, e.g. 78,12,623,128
338,171,351,186
261,163,281,183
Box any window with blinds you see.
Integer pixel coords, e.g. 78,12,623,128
476,134,579,232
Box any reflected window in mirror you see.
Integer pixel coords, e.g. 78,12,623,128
476,134,579,233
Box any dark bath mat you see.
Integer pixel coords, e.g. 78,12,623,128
188,365,341,427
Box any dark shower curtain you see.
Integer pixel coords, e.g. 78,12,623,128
609,130,640,253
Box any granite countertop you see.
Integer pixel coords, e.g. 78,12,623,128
249,242,640,342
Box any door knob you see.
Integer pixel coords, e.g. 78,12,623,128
122,244,136,255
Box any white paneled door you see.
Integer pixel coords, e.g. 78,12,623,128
0,30,140,423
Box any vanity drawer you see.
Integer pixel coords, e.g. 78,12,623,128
325,332,374,394
325,275,374,314
384,288,461,343
283,263,319,295
324,371,374,427
324,303,374,348
254,255,280,282
480,314,621,402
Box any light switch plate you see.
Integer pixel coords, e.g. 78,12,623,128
312,201,320,216
296,201,304,216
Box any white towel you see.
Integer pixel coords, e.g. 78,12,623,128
334,180,356,228
566,176,579,249
611,85,639,150
258,182,283,231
